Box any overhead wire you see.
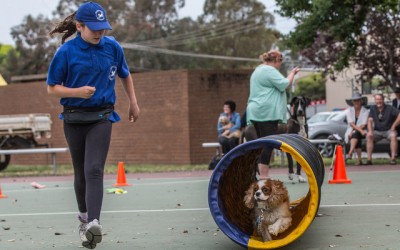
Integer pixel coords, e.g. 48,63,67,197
136,11,268,47
137,22,266,47
121,3,290,63
121,43,260,62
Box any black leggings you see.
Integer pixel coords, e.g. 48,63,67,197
252,120,279,164
64,120,112,222
350,130,365,149
218,136,239,154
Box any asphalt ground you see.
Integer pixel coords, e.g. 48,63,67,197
0,165,399,250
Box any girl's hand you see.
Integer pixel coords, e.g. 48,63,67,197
129,103,140,122
79,86,96,99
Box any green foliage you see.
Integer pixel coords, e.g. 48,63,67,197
1,0,280,80
0,44,12,56
276,0,400,90
293,73,326,101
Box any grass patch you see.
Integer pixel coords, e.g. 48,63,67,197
269,154,392,168
0,155,393,177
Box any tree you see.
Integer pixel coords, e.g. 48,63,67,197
110,0,187,70
275,0,400,90
2,0,282,80
293,73,326,101
6,14,58,79
197,0,278,69
354,8,400,89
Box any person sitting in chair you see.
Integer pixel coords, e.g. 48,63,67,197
367,93,400,165
344,93,369,165
217,100,241,155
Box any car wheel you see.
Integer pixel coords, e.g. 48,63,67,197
314,135,334,158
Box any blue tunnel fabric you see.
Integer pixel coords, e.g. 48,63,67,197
208,139,283,247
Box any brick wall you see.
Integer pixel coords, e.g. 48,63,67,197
0,69,251,166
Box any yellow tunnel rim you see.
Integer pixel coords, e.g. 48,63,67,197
247,141,320,249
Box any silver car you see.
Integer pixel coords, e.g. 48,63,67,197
308,111,348,157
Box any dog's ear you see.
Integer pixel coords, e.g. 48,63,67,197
305,97,311,107
244,182,256,209
290,97,298,107
269,180,289,206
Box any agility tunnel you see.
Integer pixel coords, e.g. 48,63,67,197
208,134,325,249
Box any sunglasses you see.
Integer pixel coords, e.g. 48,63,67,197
378,113,383,121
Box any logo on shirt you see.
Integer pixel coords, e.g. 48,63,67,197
95,10,105,21
109,66,117,80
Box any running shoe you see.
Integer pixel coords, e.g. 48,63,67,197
82,219,102,249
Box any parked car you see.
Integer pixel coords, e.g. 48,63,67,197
307,111,340,124
308,111,348,157
308,110,390,157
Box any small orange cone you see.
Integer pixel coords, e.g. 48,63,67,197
0,184,8,198
113,162,132,187
329,145,352,184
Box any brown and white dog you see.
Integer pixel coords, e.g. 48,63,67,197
244,179,292,242
219,116,241,139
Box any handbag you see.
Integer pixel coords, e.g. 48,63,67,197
62,106,114,124
208,155,221,170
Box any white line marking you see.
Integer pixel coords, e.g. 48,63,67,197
2,179,209,193
0,208,209,217
320,203,400,208
0,203,399,217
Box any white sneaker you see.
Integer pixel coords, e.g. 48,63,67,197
288,173,294,180
82,219,102,249
77,215,88,242
297,174,306,183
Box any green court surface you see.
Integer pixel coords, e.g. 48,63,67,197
0,166,399,250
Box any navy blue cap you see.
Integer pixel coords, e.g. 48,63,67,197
76,2,112,31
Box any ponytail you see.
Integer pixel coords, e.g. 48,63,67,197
49,12,78,44
260,50,283,63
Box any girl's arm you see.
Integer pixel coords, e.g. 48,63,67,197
120,74,140,122
47,84,96,99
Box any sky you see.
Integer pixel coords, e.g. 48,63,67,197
0,0,296,46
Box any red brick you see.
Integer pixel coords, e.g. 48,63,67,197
0,70,251,165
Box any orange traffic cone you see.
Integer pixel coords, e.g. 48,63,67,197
329,145,352,184
0,184,8,198
113,162,132,187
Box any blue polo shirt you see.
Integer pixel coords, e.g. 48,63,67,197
47,33,130,122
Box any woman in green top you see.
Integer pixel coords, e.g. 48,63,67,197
247,50,299,178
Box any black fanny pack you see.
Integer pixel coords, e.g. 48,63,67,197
62,105,114,124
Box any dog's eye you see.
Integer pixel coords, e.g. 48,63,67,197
262,187,270,194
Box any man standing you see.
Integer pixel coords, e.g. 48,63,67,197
367,94,400,165
392,88,400,158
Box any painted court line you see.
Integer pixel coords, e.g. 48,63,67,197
0,203,399,217
2,179,209,193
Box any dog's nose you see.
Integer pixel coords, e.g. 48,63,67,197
255,191,261,197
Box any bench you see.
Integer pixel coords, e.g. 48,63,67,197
202,142,221,156
202,139,340,150
203,138,396,161
202,139,342,167
0,147,69,175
